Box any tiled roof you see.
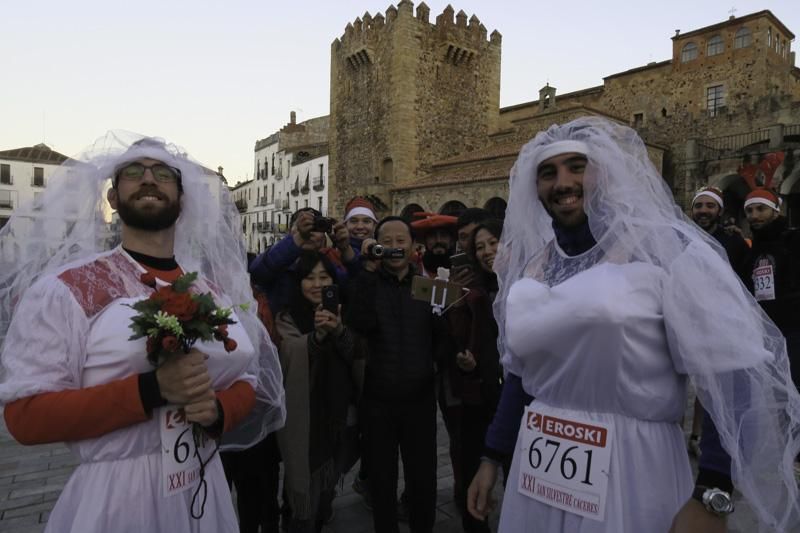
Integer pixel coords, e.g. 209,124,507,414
0,143,69,164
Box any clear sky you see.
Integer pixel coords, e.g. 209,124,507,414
1,1,796,184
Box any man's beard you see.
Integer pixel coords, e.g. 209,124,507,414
422,247,451,272
692,214,719,231
117,193,181,231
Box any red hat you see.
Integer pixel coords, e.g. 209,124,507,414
344,197,377,222
410,212,458,236
744,188,780,212
692,186,724,209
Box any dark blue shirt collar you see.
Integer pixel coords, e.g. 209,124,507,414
553,219,596,257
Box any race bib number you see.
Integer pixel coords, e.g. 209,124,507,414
517,405,614,522
159,406,213,498
752,265,775,301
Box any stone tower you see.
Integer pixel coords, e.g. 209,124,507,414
329,1,502,216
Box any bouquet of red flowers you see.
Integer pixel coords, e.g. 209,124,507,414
128,271,242,365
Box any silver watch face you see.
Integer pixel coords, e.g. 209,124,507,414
707,490,734,514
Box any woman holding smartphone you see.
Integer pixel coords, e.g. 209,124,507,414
276,251,359,533
447,219,505,532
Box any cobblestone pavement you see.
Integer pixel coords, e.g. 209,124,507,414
0,407,769,532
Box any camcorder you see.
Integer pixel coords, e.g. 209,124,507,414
312,216,336,233
366,243,405,260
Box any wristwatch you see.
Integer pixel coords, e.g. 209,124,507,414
692,485,734,516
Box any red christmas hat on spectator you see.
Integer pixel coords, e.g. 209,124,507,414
744,188,781,212
344,197,378,222
692,186,724,209
410,212,458,236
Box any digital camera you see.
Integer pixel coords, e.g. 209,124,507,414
312,216,336,233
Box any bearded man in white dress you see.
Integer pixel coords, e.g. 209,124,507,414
0,134,284,532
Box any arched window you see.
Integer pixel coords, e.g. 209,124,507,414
483,197,508,220
681,42,698,63
707,35,724,56
439,200,468,218
400,203,425,222
734,27,752,49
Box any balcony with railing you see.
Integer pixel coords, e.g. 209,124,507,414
257,222,274,233
290,179,300,197
281,199,291,211
313,175,325,191
301,177,310,195
31,176,45,187
259,197,269,206
235,198,247,213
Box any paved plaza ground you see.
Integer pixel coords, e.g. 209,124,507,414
0,406,766,532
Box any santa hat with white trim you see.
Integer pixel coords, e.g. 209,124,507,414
744,188,781,212
692,186,724,209
344,197,378,222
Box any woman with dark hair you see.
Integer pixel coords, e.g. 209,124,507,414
447,218,505,532
275,250,359,533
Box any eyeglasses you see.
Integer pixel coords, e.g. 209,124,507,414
116,163,182,183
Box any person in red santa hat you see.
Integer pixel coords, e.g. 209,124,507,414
343,197,379,259
742,188,800,388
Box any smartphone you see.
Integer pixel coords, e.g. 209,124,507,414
322,285,339,314
449,252,473,272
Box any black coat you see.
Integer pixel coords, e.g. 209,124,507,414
743,216,800,335
345,265,447,401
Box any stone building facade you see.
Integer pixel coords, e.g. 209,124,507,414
328,1,501,217
324,6,800,226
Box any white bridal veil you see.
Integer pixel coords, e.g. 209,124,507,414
494,117,800,531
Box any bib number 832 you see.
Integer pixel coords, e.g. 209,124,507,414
528,437,593,485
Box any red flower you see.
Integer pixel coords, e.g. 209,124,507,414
223,338,238,353
153,286,199,321
140,272,157,288
162,336,180,352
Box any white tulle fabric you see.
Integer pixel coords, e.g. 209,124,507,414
493,117,800,531
0,131,285,449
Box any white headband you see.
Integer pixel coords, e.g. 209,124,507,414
744,197,780,212
534,140,590,171
692,191,724,209
345,206,377,222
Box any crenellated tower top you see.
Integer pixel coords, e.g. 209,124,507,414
332,2,501,51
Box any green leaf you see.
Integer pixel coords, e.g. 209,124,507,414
172,272,198,293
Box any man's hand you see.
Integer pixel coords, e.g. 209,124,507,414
156,349,212,405
668,499,727,533
450,265,476,288
184,388,220,427
360,238,380,272
456,349,477,372
467,460,499,520
331,222,355,262
291,210,316,247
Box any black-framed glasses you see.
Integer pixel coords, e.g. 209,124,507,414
116,162,182,183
